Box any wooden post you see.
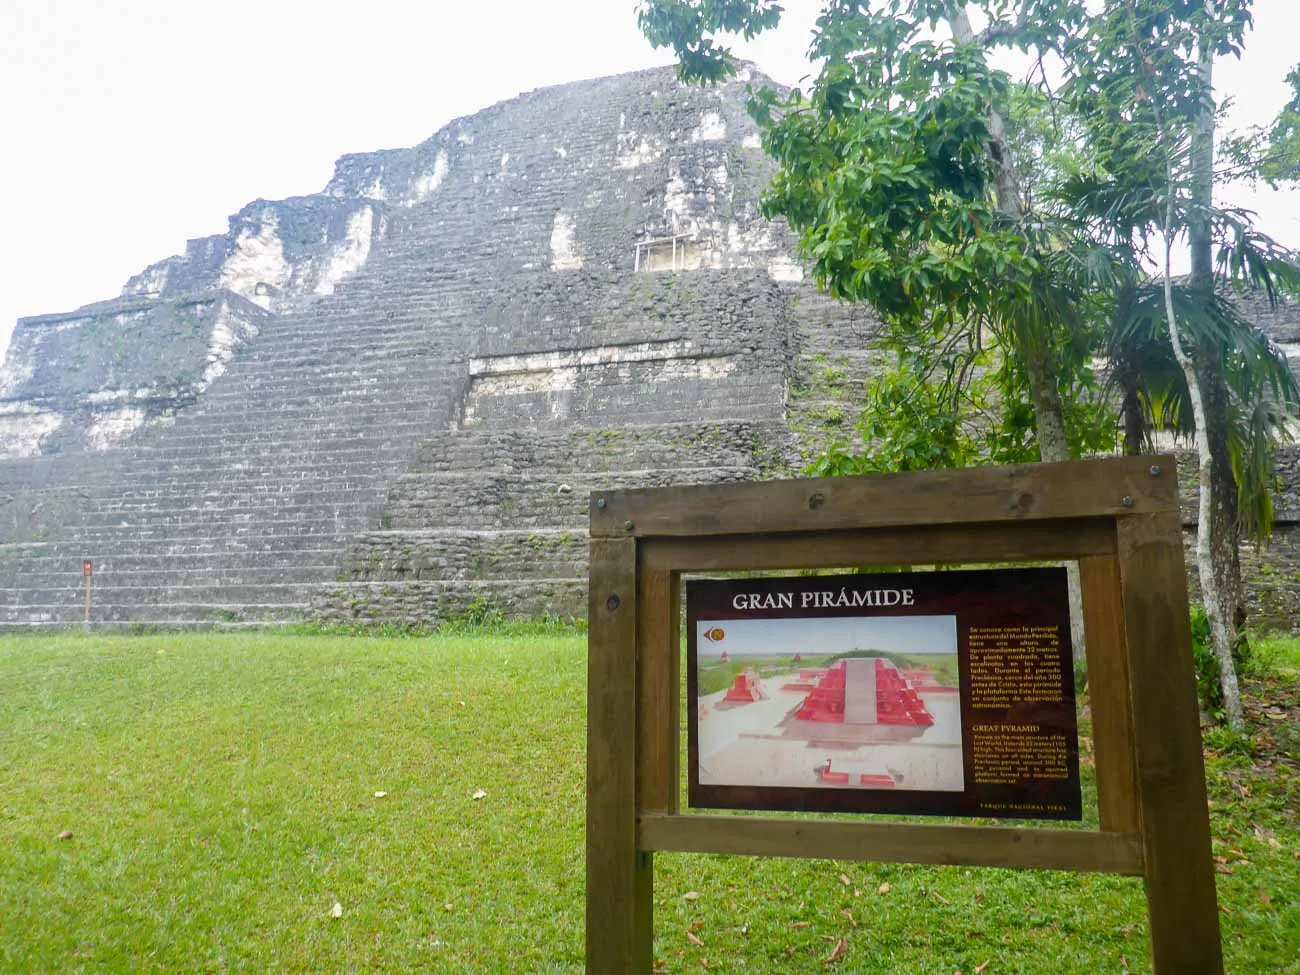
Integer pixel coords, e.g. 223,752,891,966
636,567,679,814
1078,555,1140,835
1117,512,1224,973
586,537,652,973
83,559,93,626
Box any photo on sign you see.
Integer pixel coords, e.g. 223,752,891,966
694,615,963,793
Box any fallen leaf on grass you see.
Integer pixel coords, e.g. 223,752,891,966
683,891,700,901
472,789,488,800
330,901,343,919
792,921,812,929
824,937,848,965
931,890,949,905
57,830,73,841
838,873,851,886
1253,825,1282,849
686,931,704,947
877,882,891,895
975,962,990,974
373,791,388,798
839,908,856,927
689,920,703,933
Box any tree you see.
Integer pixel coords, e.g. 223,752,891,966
1053,0,1300,726
638,1,1299,721
641,1,1124,663
641,1,1091,465
1107,281,1300,542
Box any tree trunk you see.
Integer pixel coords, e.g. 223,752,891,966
1113,285,1147,456
950,4,1086,667
1022,344,1071,464
1020,293,1089,674
1197,348,1247,634
1186,33,1245,725
1163,270,1243,728
1120,379,1146,457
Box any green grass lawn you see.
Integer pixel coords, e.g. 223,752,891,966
1,629,1296,974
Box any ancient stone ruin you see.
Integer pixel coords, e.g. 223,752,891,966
1,66,1297,630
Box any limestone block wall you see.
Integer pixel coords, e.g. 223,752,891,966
122,196,388,309
1179,444,1300,629
0,292,269,458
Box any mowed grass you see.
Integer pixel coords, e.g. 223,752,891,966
0,631,1296,974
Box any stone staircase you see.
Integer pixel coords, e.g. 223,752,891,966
315,420,790,625
782,291,888,467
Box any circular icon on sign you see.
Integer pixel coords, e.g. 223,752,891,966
703,627,725,642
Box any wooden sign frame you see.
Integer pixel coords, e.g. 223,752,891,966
586,455,1223,974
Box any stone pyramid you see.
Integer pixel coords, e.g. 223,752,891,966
0,65,1296,630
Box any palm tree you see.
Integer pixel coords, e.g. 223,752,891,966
1107,279,1300,629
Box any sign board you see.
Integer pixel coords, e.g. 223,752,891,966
687,568,1081,820
586,456,1224,974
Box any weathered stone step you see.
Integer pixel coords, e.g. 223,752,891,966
381,465,762,531
0,599,308,627
127,422,452,451
469,403,784,430
71,506,376,530
310,578,587,626
8,565,339,590
74,486,386,510
406,434,775,475
1,580,334,604
26,528,353,551
342,528,588,583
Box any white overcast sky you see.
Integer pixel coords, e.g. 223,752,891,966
2,0,1297,364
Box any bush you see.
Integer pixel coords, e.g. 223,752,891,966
1190,605,1259,718
1189,606,1223,715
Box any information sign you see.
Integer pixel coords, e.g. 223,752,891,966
585,457,1225,974
687,568,1081,819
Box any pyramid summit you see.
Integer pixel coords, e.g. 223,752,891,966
0,66,1297,630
